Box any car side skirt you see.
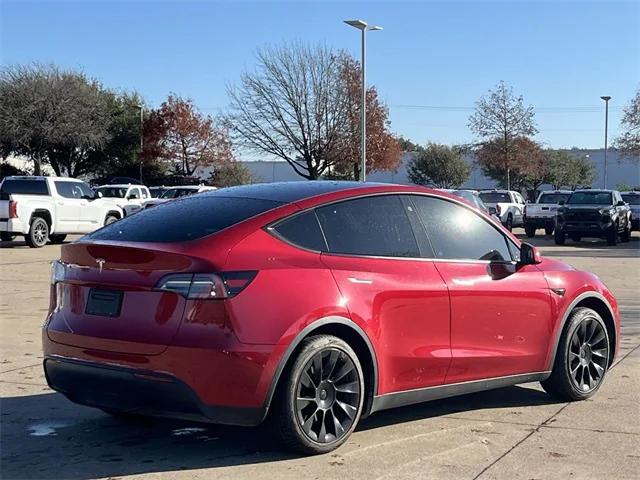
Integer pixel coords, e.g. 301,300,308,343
370,371,551,414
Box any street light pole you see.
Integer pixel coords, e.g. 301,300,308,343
134,104,144,182
344,19,382,182
600,96,611,189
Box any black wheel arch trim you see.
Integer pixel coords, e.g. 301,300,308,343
546,291,616,371
262,315,379,419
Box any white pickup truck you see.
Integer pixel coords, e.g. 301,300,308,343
522,190,573,237
95,184,151,216
478,190,527,231
0,176,124,248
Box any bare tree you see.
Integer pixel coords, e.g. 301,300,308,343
468,81,537,189
226,43,349,180
615,89,640,161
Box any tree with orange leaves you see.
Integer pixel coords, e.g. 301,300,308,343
143,95,232,176
331,55,402,180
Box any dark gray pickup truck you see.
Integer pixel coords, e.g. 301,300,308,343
555,189,632,246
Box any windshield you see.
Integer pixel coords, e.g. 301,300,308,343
479,192,510,203
538,193,571,204
150,188,166,198
568,192,612,205
96,187,127,198
621,194,640,205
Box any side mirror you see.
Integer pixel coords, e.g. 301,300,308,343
519,242,542,266
558,200,566,205
95,191,103,199
488,206,497,215
617,200,626,207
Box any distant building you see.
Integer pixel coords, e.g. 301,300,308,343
239,149,640,191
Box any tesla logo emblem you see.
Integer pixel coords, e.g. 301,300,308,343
95,258,106,273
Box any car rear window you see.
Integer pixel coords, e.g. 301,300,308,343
538,193,570,204
0,179,49,198
87,195,282,242
479,192,510,203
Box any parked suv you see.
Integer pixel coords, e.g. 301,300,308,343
0,176,123,247
43,182,619,454
478,189,526,231
523,190,572,237
555,189,632,246
621,191,640,231
95,184,151,216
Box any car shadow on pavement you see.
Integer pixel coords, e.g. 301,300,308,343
2,385,560,479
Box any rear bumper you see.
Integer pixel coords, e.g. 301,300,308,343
44,356,266,426
523,217,555,228
0,218,27,234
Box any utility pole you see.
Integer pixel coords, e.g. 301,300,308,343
600,96,611,189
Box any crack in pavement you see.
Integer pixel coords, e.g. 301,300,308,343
471,342,640,480
0,363,41,375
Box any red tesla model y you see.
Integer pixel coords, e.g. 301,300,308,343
43,182,620,454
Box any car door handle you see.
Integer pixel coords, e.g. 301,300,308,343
57,202,64,206
348,277,373,284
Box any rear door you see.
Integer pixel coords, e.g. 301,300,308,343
316,195,451,394
409,195,553,384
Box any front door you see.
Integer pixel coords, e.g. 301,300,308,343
409,194,553,384
315,195,451,395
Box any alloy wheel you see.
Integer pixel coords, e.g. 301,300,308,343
568,317,608,392
295,348,361,444
33,221,47,245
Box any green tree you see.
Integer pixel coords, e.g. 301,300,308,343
208,161,260,187
615,89,640,160
469,81,537,190
407,143,470,188
0,64,114,176
475,137,544,191
547,151,596,189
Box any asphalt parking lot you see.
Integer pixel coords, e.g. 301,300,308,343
1,231,639,480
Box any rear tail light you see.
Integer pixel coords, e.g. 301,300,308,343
523,205,527,216
9,200,18,218
155,271,257,299
496,204,502,215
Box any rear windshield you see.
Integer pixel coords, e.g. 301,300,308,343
621,194,640,205
538,193,571,204
479,192,510,203
87,195,282,242
568,192,612,205
0,179,49,198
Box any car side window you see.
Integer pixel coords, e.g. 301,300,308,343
270,210,328,252
410,195,512,262
76,182,95,199
129,188,140,199
315,195,420,258
141,188,149,199
55,181,81,199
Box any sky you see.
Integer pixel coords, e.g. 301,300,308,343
1,0,639,153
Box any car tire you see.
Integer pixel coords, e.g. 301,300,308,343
104,214,119,226
25,216,49,248
524,225,536,238
620,222,631,243
505,214,513,232
606,225,618,246
554,228,565,245
271,335,365,455
541,307,610,401
0,232,15,242
545,226,554,235
49,234,67,244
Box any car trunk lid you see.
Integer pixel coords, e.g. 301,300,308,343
47,241,216,355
